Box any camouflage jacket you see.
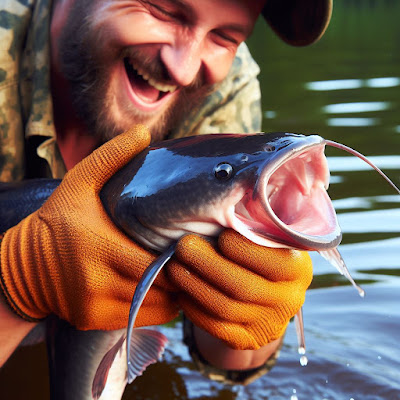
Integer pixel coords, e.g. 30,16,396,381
0,0,262,182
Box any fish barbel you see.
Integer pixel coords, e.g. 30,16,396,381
0,132,398,399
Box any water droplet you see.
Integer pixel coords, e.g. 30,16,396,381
291,389,298,400
300,355,308,366
377,355,382,360
298,346,306,355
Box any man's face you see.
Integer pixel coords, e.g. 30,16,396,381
52,0,264,141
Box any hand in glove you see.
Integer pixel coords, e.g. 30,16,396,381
0,125,178,330
168,229,313,350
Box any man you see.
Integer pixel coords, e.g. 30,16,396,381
0,0,331,391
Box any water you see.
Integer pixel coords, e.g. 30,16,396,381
1,1,399,399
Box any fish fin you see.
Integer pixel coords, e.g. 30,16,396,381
318,248,365,297
126,244,176,383
92,334,126,400
127,328,168,383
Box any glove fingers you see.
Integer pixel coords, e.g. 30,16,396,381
219,229,313,285
169,260,298,323
181,301,261,349
111,241,177,291
179,296,290,350
171,239,297,305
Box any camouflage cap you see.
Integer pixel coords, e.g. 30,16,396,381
262,0,333,46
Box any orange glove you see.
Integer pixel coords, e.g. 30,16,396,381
168,230,313,350
0,125,178,330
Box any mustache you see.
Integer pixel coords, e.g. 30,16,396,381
121,47,206,92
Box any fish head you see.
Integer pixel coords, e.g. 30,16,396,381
102,133,341,252
232,133,342,250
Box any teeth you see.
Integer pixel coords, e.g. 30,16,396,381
129,60,177,93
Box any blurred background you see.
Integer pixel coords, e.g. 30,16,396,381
1,1,399,399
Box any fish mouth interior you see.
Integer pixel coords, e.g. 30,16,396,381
233,144,341,249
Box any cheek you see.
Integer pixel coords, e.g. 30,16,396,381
203,46,238,84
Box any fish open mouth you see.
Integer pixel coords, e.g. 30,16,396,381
232,138,342,250
124,58,178,108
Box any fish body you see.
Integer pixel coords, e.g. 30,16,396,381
1,132,398,399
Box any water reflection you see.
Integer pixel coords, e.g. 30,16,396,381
322,101,391,114
305,77,400,91
332,195,400,211
326,117,379,127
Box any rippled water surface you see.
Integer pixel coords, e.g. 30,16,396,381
1,1,399,399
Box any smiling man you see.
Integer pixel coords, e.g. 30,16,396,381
51,0,260,142
0,0,332,393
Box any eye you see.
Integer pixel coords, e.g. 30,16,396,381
211,30,241,47
214,163,233,180
144,1,181,23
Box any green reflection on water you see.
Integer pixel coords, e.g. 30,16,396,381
309,273,377,290
246,0,400,155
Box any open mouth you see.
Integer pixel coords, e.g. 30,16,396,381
124,58,178,109
232,142,342,250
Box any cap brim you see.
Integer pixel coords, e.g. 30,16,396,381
262,0,333,46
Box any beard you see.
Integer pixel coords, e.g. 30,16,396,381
57,1,213,143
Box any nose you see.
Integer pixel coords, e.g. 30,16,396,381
160,35,204,87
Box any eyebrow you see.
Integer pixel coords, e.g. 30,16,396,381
161,0,196,19
160,0,253,37
218,23,253,38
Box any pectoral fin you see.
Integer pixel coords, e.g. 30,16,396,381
126,244,176,383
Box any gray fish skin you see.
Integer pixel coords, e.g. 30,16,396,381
46,317,126,400
0,179,61,232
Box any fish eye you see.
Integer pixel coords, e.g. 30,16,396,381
214,162,233,180
264,144,275,152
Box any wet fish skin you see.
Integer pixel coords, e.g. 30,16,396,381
46,317,126,400
0,179,61,233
